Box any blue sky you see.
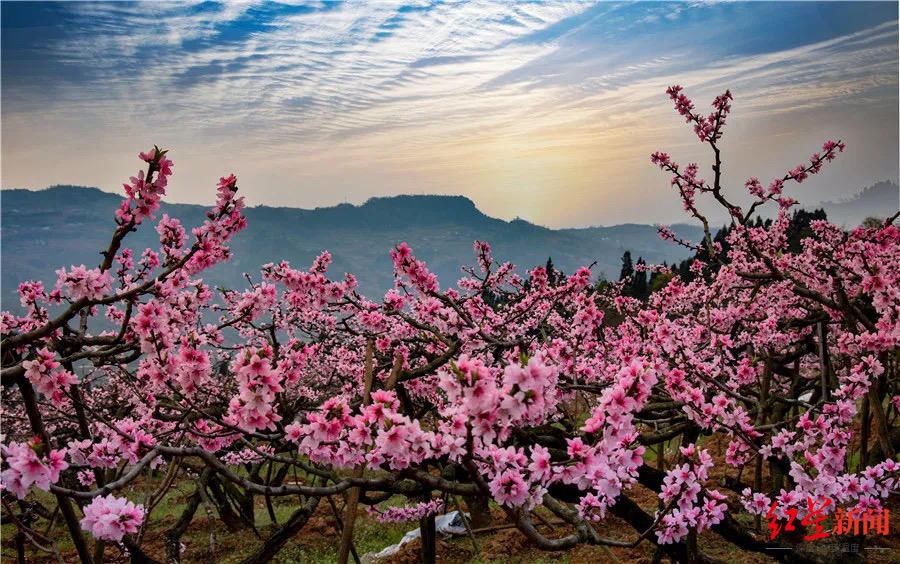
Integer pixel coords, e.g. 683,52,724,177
2,1,897,227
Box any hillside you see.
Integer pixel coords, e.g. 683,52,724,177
0,186,705,311
819,180,899,226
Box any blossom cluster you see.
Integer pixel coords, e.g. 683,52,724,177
22,347,78,402
80,494,145,542
367,499,445,523
655,445,727,544
0,439,68,499
1,91,898,560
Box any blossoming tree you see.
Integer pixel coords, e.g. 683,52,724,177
1,89,897,564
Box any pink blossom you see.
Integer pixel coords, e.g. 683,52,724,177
80,494,145,542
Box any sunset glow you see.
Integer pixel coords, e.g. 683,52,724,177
2,1,897,226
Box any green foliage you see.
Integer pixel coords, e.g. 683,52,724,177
863,216,884,229
649,271,674,294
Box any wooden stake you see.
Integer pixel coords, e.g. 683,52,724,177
336,338,375,564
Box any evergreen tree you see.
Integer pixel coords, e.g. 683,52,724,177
632,257,648,300
545,256,558,287
786,208,827,253
619,251,634,282
619,251,634,297
673,208,830,283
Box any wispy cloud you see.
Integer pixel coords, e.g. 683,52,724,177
2,1,897,227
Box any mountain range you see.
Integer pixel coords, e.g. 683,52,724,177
1,186,705,311
2,181,895,312
819,180,899,226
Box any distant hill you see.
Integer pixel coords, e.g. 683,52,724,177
818,181,899,226
0,186,705,311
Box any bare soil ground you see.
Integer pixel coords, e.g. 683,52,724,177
5,484,899,564
3,436,898,563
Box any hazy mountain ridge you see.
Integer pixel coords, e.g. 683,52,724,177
3,182,896,311
818,180,899,226
1,186,710,311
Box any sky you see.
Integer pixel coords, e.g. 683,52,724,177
1,1,898,228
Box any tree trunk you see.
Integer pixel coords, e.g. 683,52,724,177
165,486,203,563
462,495,492,529
122,536,163,564
238,495,320,564
207,474,253,532
16,375,94,564
15,531,25,564
419,513,436,564
859,394,870,471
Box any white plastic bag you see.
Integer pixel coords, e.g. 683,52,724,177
365,511,468,561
